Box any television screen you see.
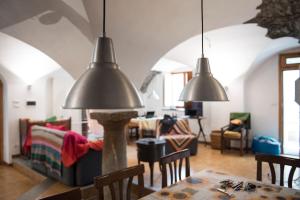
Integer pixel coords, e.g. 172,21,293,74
184,102,203,117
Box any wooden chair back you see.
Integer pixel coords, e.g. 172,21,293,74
39,188,81,200
94,164,146,200
160,149,190,188
256,154,300,188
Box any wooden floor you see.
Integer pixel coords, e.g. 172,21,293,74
1,143,265,200
0,164,36,200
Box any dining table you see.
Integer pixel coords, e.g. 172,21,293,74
140,169,300,200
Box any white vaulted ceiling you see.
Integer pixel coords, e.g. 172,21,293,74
0,0,263,85
0,32,61,84
0,0,299,86
163,24,299,85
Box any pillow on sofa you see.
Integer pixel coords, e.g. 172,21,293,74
46,123,67,131
45,116,57,122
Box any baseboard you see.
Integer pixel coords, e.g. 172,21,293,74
0,160,12,166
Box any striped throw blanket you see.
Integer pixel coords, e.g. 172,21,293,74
158,119,196,151
31,126,65,177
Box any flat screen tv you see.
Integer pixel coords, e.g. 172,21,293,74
184,102,203,117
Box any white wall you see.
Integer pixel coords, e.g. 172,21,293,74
245,55,279,139
48,69,82,133
209,77,245,130
0,66,81,163
0,65,49,161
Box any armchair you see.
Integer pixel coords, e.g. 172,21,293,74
220,112,251,156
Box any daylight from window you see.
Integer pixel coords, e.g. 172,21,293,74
283,70,300,155
164,73,185,108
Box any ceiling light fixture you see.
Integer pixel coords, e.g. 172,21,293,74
64,0,143,109
179,0,228,102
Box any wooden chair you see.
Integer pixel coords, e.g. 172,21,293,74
220,112,251,156
160,149,190,188
128,121,139,140
94,164,153,200
256,154,300,188
39,188,81,200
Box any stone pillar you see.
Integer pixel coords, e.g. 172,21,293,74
90,111,138,174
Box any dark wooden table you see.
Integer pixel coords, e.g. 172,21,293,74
136,138,166,186
141,169,300,199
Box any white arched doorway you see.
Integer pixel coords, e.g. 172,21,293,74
0,79,3,163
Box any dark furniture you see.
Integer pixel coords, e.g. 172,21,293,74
128,121,139,140
33,148,102,186
221,112,251,156
160,149,191,188
145,111,155,118
94,165,153,200
39,188,81,200
136,138,166,186
30,126,102,186
19,117,71,156
141,170,300,199
256,154,300,188
184,101,203,117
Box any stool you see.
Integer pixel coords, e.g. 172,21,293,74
252,136,281,155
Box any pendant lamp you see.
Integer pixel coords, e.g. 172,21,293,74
179,0,228,102
64,0,143,109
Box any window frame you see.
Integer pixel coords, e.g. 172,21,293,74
278,52,300,152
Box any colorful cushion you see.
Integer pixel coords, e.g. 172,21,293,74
224,131,241,139
46,116,57,122
230,119,243,125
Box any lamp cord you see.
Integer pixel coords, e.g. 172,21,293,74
201,0,204,58
102,0,106,37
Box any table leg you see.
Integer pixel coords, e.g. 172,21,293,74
149,162,154,186
198,118,207,146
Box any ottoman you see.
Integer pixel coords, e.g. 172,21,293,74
252,136,281,155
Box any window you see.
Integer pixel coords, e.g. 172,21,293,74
164,72,192,108
279,52,300,155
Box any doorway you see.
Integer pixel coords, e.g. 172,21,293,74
279,52,300,155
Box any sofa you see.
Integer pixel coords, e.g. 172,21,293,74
30,126,102,186
19,117,72,156
157,116,198,155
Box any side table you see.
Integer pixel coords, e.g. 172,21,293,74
136,138,166,186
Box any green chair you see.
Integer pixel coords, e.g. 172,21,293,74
220,112,251,156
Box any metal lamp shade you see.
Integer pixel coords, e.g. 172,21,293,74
179,57,228,102
64,37,144,109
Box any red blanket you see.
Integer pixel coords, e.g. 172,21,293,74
61,131,103,167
